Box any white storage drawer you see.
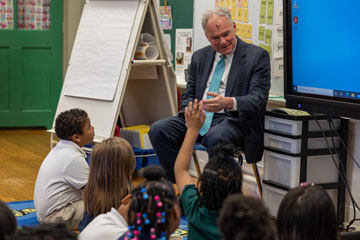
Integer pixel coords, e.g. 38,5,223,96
263,184,338,217
263,150,339,188
263,184,287,217
265,115,340,136
264,133,340,154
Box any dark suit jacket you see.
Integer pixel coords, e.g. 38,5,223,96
180,37,271,163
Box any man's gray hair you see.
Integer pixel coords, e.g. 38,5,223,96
201,8,234,31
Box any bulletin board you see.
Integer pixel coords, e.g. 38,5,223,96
159,0,194,68
193,0,284,97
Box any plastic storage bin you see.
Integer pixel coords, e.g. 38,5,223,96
265,115,340,136
263,150,339,188
263,183,338,217
133,148,159,168
264,132,340,154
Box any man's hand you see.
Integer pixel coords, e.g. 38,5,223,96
185,99,205,132
201,92,234,112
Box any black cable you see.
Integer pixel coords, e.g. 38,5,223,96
327,115,360,170
326,116,357,231
310,113,360,231
326,115,360,231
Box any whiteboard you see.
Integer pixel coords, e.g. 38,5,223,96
193,0,284,96
63,0,138,101
54,0,146,141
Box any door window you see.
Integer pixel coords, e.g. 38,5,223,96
0,0,14,29
0,0,51,30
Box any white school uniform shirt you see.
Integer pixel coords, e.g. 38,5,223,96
79,208,128,240
34,139,89,221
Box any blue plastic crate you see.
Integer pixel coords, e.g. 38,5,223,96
142,149,160,167
133,148,145,170
83,143,158,169
133,148,159,168
83,143,95,165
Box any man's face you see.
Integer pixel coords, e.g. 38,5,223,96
205,16,237,55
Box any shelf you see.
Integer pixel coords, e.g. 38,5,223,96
131,59,166,66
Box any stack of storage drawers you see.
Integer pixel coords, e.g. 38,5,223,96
262,110,347,222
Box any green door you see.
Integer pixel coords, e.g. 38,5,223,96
0,0,62,129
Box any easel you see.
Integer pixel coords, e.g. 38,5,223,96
49,0,177,147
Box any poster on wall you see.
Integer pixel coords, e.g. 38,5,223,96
159,6,172,30
175,29,193,85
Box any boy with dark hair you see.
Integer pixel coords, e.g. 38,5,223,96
219,194,277,240
34,108,94,229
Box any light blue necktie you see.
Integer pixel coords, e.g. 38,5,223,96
199,55,226,136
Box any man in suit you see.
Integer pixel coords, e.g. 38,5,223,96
149,8,270,182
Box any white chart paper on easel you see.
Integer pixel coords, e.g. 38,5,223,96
63,0,138,101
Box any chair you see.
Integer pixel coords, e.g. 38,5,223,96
192,143,263,197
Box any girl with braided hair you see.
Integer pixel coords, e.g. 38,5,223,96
174,99,243,240
119,165,181,240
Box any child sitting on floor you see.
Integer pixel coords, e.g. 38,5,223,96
218,194,277,240
119,165,181,240
277,183,339,240
34,108,94,229
78,137,136,233
174,99,243,240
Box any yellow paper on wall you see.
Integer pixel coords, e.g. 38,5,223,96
226,0,231,7
238,0,243,7
245,24,252,39
232,0,237,7
260,6,266,24
258,26,265,41
243,8,249,23
267,5,274,24
236,22,241,36
246,39,253,44
220,0,225,8
237,7,242,21
240,23,246,38
243,0,248,8
231,6,237,20
265,29,272,44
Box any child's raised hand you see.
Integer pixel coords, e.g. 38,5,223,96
185,99,205,132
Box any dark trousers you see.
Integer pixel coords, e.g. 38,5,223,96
148,114,244,182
